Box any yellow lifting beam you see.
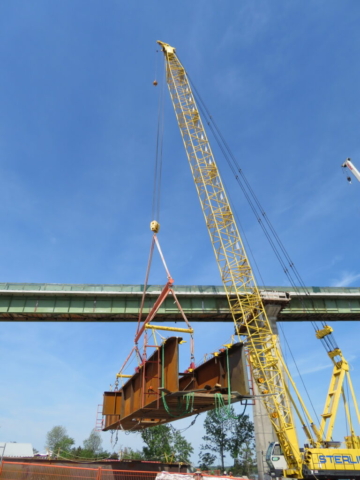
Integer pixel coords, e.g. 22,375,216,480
145,324,194,334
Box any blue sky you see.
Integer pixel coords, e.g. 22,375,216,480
1,0,360,465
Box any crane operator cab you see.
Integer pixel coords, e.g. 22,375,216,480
266,442,288,478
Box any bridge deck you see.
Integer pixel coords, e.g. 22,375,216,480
0,283,359,322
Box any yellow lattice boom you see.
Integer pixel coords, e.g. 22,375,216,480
158,40,303,478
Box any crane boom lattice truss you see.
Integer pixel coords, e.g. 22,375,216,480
157,41,302,477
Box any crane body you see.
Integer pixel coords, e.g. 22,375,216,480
157,40,360,479
267,442,360,479
267,323,360,478
316,325,360,450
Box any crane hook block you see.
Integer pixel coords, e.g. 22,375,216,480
150,220,160,233
315,325,333,339
153,80,158,86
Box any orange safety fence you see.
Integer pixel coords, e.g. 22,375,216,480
0,461,159,480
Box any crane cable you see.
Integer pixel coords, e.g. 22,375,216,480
185,70,360,432
180,64,325,429
185,68,340,349
152,57,165,223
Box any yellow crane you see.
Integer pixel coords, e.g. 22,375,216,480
157,40,360,480
266,326,360,478
316,325,360,449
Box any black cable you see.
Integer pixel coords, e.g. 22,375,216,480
345,374,353,439
279,323,321,429
234,207,267,288
237,399,248,419
186,70,341,359
188,73,308,291
180,66,327,425
152,63,165,222
177,413,200,433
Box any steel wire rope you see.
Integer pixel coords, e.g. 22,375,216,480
173,77,267,289
186,100,267,290
193,87,321,332
186,71,334,321
190,80,305,292
199,104,320,437
345,373,353,440
154,48,159,83
278,322,321,428
187,76,329,325
193,94,279,289
187,72,314,293
189,73,342,363
152,65,166,222
344,379,350,442
179,65,323,430
177,413,200,433
192,93,319,431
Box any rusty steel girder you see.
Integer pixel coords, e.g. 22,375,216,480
102,337,249,431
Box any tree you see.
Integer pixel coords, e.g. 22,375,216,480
198,451,216,470
141,424,193,463
141,425,172,460
233,441,257,476
171,427,194,463
71,430,118,460
45,426,75,455
70,445,117,460
229,411,255,460
83,430,103,455
120,447,144,460
199,407,254,471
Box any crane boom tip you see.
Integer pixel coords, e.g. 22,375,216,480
156,41,176,54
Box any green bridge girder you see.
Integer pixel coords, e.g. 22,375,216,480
0,283,359,322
